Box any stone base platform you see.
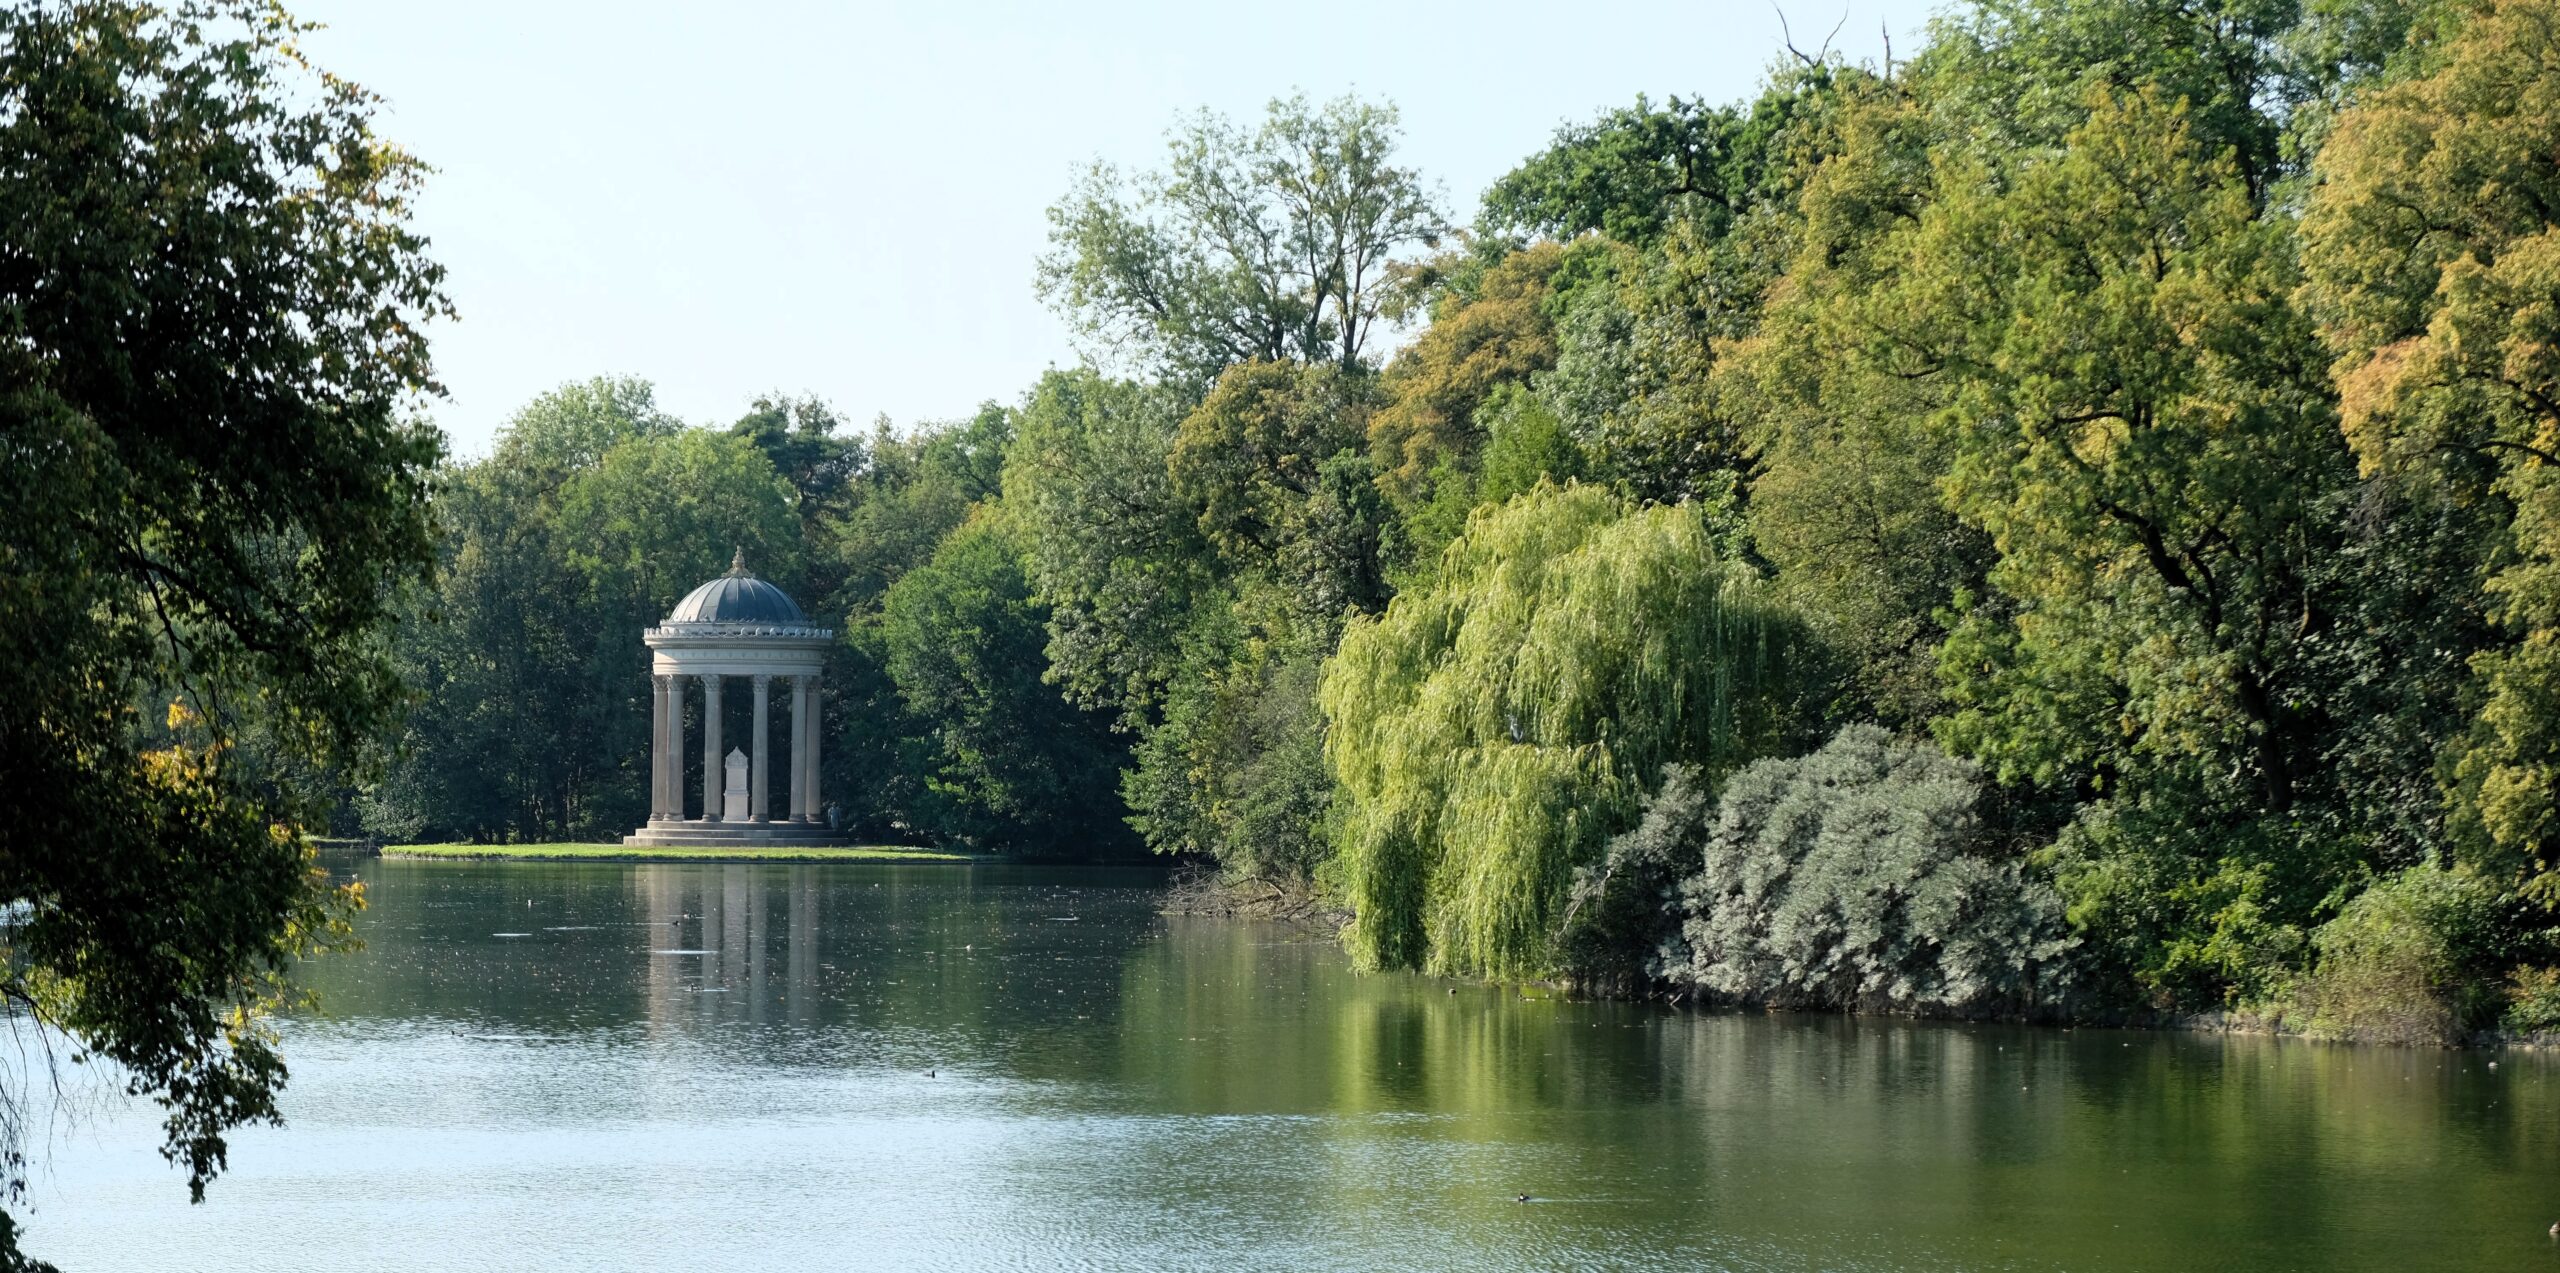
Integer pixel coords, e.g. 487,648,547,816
623,821,849,848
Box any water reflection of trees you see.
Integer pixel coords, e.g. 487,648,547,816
296,862,2560,1271
1107,918,2560,1271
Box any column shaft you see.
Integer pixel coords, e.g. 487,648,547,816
804,676,823,825
701,675,724,822
650,674,670,820
750,675,772,823
787,676,808,824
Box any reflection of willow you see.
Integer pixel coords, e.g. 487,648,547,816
1111,920,2560,1269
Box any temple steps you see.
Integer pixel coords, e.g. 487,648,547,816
621,822,851,848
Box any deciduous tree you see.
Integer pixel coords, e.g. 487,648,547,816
0,1,444,1253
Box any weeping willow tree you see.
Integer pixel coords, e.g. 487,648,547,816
1320,482,1804,979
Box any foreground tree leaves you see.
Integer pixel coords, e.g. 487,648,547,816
0,0,445,1252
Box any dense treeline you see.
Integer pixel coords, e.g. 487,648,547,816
361,0,2560,1041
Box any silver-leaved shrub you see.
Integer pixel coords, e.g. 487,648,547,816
1659,725,2074,1016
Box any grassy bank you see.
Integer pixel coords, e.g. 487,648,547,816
383,842,982,864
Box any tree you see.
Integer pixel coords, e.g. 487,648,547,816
730,393,866,534
1121,600,1334,882
1320,483,1805,979
1481,94,1753,246
1168,358,1389,624
1001,369,1216,724
2299,0,2560,902
0,0,443,1254
488,375,679,481
882,519,1133,854
825,405,1010,622
821,405,1012,840
1366,240,1574,500
1480,68,1849,247
1915,0,2304,200
1799,89,2366,992
1039,93,1445,384
1718,89,1992,726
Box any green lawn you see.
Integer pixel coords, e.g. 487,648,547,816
382,842,980,864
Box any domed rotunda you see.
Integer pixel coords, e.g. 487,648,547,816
624,550,844,847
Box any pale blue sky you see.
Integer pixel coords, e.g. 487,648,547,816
298,1,1944,456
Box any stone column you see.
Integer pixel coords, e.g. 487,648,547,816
750,675,772,824
787,675,808,825
700,674,724,822
650,673,672,820
802,675,823,824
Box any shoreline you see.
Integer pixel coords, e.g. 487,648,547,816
381,842,986,865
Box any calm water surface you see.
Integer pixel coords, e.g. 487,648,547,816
20,858,2560,1271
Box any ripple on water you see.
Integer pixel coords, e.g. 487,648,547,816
17,859,2559,1273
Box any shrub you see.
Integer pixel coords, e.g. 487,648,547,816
1557,764,1708,997
1663,725,2073,1017
2297,865,2518,1045
2041,800,2310,1014
2506,967,2560,1037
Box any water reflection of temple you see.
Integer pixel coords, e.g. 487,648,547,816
637,865,823,1028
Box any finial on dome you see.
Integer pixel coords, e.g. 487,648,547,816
728,546,749,576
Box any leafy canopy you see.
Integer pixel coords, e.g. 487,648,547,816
0,0,444,1244
2300,0,2560,901
1039,93,1445,384
1321,483,1803,979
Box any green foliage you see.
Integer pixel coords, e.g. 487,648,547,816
730,393,868,537
2034,794,2310,1009
1321,484,1803,978
1662,726,2073,1015
1123,604,1334,882
1556,763,1702,997
821,406,1015,838
2505,965,2560,1035
490,375,680,478
1479,68,1848,246
1003,369,1214,723
1915,0,2302,197
826,405,1009,621
556,431,807,619
1919,88,2345,815
2296,865,2522,1043
1389,385,1596,578
1718,88,1991,725
2299,0,2560,901
882,519,1133,854
0,0,440,1246
1039,92,1444,383
1171,361,1369,573
374,386,799,842
1367,239,1573,499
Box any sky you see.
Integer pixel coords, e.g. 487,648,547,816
296,0,1946,457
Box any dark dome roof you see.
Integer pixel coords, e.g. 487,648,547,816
666,550,807,625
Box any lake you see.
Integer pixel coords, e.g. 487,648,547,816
19,857,2559,1271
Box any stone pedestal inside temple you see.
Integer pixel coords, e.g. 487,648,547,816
720,748,751,821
